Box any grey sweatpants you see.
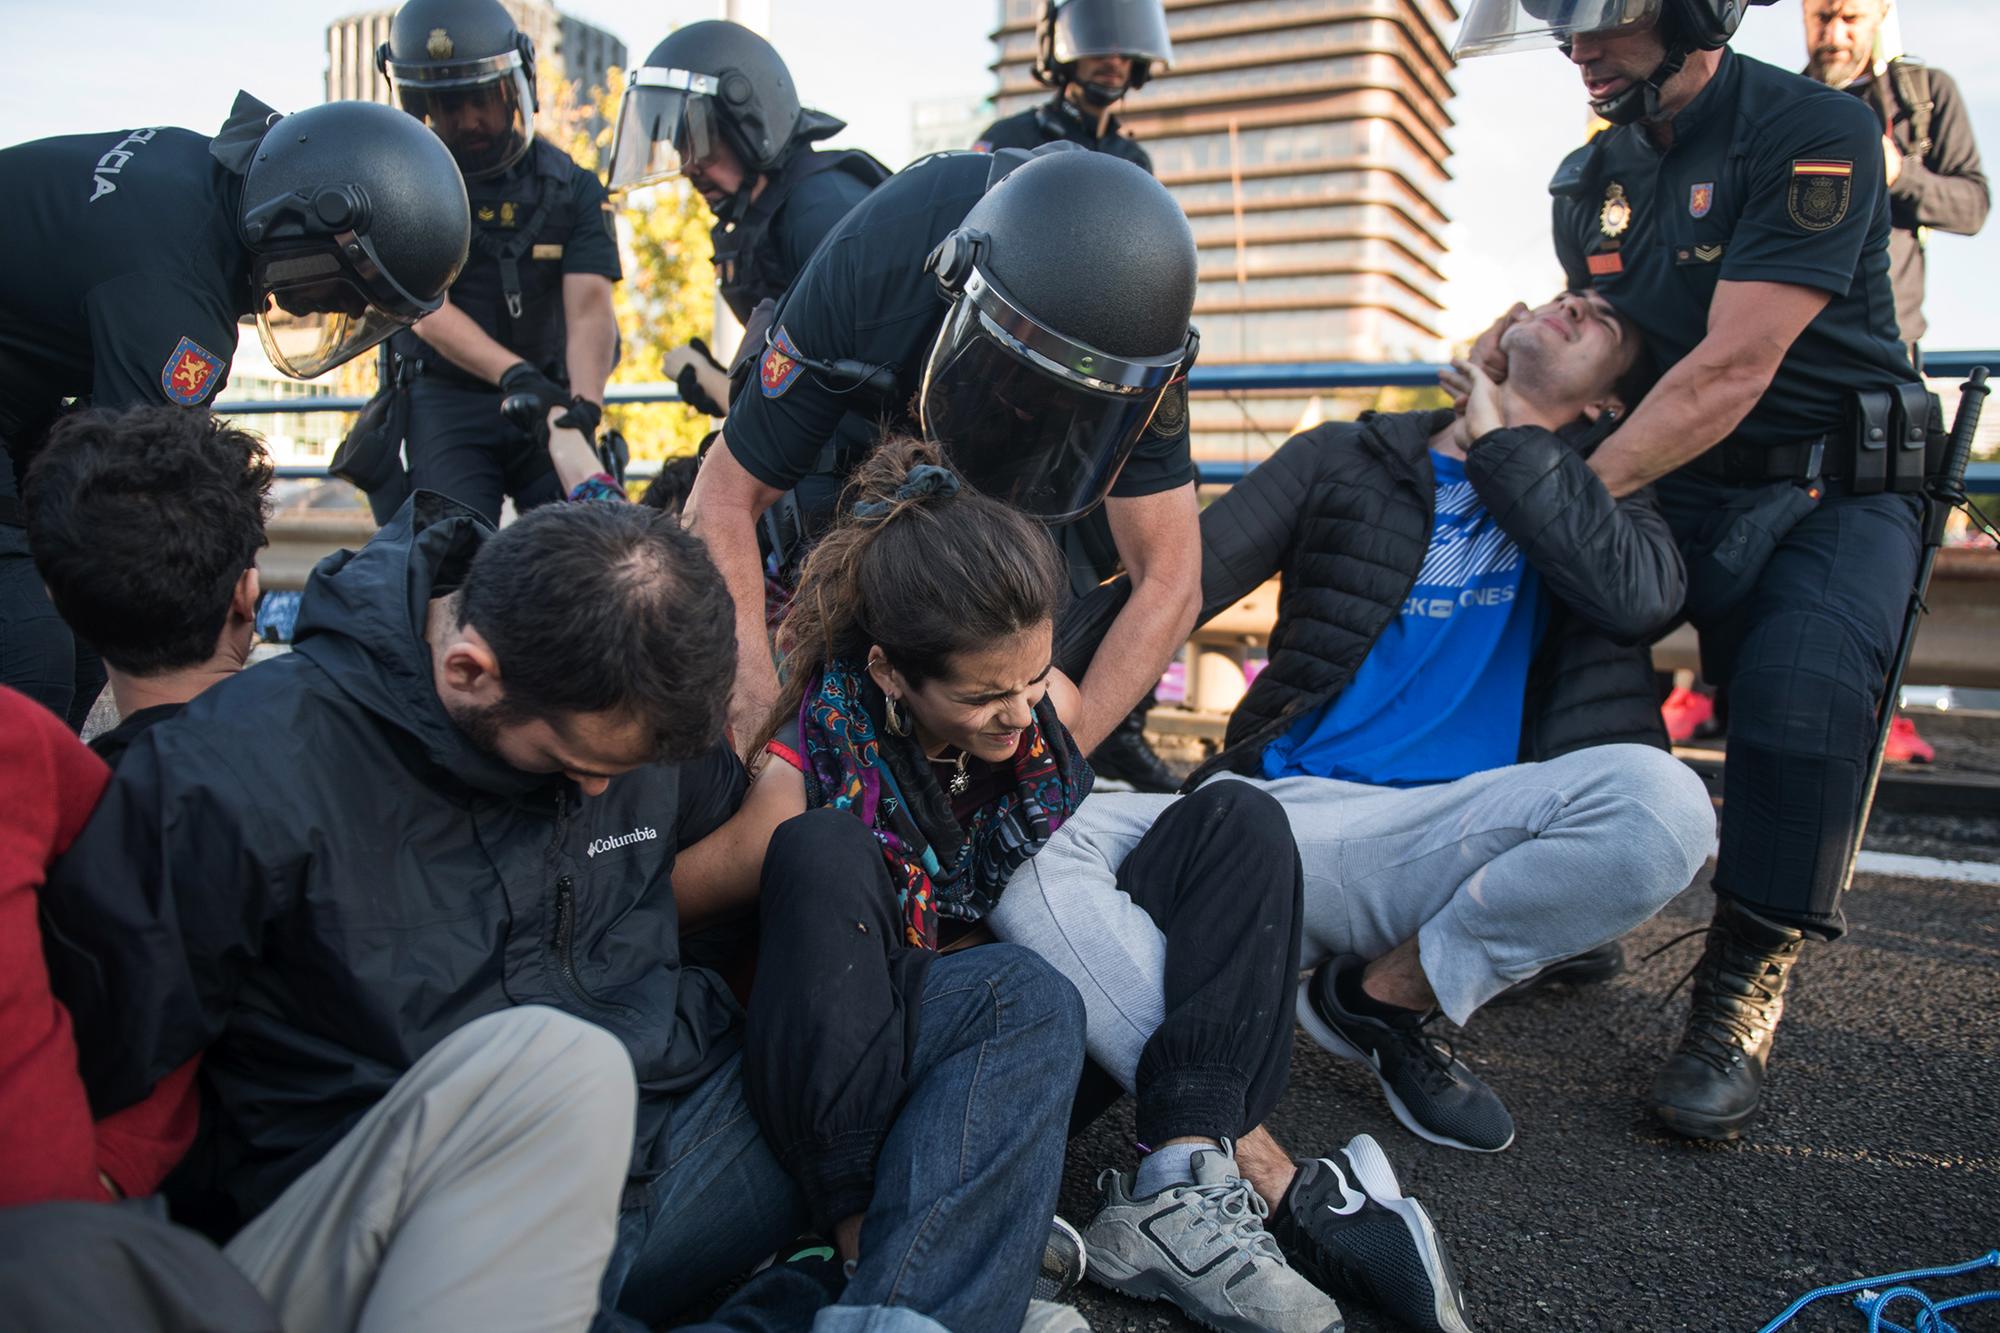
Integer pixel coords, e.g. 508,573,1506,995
223,1006,637,1333
987,744,1716,1088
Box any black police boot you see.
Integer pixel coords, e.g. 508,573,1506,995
1649,897,1805,1141
1088,700,1179,793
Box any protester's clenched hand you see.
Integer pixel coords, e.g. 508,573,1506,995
1458,359,1505,443
1447,302,1530,413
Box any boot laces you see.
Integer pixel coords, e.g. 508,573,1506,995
1645,925,1798,1072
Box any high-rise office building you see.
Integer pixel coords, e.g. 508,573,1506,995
989,0,1458,461
326,2,625,130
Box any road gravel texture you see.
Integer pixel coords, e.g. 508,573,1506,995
1061,862,2000,1333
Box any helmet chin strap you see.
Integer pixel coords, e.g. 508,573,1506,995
712,176,758,227
1074,80,1127,111
1590,43,1689,126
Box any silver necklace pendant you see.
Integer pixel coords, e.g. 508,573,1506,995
949,767,971,796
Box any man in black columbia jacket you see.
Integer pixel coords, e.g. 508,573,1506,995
1034,292,1716,1160
37,495,1085,1332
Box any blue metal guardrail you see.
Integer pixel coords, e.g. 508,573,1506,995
227,353,2000,487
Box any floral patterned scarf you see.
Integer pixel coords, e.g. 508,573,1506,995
797,661,1093,949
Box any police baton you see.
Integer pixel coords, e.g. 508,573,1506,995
1843,365,1989,897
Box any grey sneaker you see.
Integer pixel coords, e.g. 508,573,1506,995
1083,1143,1344,1333
1022,1300,1092,1333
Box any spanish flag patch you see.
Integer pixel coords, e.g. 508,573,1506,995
1787,159,1853,231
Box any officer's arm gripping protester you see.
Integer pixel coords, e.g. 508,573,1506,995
666,146,1204,759
1456,0,1933,1141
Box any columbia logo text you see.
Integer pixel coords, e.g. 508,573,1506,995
586,826,658,858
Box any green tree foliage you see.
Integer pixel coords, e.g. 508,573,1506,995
543,64,716,462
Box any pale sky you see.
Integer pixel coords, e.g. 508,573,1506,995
0,0,1992,350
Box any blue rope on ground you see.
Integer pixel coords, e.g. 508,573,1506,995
1756,1252,1999,1333
1860,1283,2000,1333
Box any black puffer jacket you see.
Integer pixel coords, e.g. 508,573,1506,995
1059,409,1684,786
40,494,747,1230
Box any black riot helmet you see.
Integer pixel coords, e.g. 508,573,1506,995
217,94,470,379
918,147,1199,527
1455,0,1779,123
1034,0,1175,109
608,20,842,204
377,0,538,180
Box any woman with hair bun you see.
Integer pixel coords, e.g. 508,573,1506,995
681,436,1341,1333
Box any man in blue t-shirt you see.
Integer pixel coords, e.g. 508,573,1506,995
1017,292,1717,1162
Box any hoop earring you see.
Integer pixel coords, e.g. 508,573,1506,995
884,695,910,738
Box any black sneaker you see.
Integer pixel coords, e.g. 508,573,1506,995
1271,1137,1472,1333
1035,1215,1088,1303
1484,940,1626,1007
1296,959,1515,1153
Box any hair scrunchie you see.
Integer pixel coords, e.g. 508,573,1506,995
852,464,962,519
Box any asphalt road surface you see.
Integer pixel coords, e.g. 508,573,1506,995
1059,858,2000,1333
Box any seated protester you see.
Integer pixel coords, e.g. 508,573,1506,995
1029,291,1715,1164
23,406,272,765
0,683,633,1332
681,437,1350,1333
38,495,1085,1332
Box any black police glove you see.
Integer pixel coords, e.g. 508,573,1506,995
662,339,730,418
498,362,570,414
556,396,603,438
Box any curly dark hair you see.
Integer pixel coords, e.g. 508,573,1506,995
457,501,738,763
24,406,273,676
636,453,701,517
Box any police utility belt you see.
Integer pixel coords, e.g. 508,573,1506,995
1689,382,1944,496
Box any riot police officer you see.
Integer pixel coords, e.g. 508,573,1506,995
975,0,1172,171
372,0,623,526
608,20,888,418
680,147,1203,764
0,93,469,727
1458,0,1927,1139
973,0,1185,790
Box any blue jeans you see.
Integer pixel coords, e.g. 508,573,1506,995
600,944,1085,1333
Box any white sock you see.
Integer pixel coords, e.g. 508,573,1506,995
1134,1141,1205,1198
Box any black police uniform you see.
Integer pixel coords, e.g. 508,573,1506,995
713,148,886,323
0,126,253,725
1553,49,1922,937
724,151,1195,588
976,97,1152,174
389,139,620,525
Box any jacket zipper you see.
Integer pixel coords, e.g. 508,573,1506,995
548,793,625,1016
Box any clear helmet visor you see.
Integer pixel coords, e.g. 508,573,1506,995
250,250,422,379
607,77,721,193
390,60,535,179
917,297,1178,527
1453,0,1662,57
1052,0,1175,67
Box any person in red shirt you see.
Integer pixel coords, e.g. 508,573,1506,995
0,684,199,1204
